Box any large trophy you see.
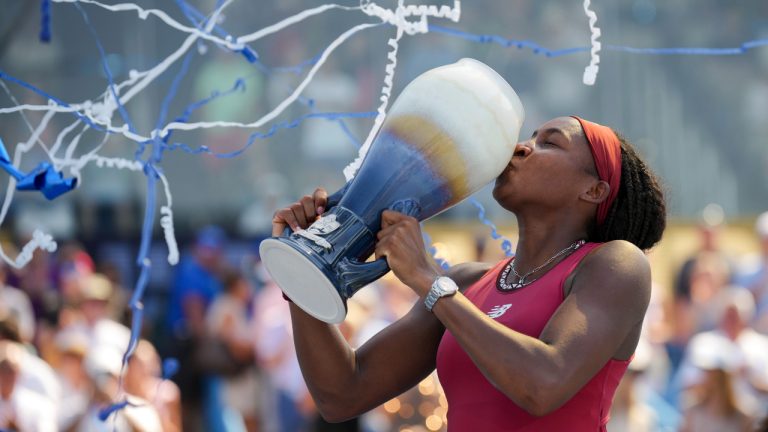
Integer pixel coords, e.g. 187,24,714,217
259,58,524,323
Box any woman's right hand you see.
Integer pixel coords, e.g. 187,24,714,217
271,187,328,236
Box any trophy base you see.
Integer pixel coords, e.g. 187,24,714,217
259,238,347,324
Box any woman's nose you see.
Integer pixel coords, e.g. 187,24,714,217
513,141,532,158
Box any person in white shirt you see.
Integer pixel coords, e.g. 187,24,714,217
79,345,163,432
678,287,768,418
0,341,57,432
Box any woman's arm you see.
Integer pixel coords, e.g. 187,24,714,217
289,261,489,422
375,211,651,416
273,188,490,421
431,241,649,415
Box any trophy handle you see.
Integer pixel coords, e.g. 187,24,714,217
336,198,422,298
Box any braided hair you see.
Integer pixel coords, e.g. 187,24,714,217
592,132,667,250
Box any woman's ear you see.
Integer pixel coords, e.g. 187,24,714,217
580,179,610,204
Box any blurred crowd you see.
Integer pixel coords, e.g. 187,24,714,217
607,210,768,432
1,211,768,432
0,224,442,432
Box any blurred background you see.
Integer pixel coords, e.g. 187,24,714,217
0,0,767,431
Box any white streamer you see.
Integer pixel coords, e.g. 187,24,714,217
158,172,179,265
582,0,601,86
0,1,462,269
344,0,461,180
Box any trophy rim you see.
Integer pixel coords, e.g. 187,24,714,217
259,238,347,324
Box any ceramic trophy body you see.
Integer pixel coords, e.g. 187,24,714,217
259,58,525,323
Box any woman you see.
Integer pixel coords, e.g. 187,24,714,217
680,367,753,432
272,116,666,430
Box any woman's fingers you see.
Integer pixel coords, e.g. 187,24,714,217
381,209,416,229
300,195,316,222
313,187,329,215
290,203,309,228
272,208,299,236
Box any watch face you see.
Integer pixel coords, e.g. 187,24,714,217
438,277,457,293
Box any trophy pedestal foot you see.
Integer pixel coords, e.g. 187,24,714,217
259,239,347,324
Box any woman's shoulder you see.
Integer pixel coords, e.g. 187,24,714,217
571,240,652,304
584,240,649,270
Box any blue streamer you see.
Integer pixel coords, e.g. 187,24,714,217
0,70,107,132
470,198,514,257
73,2,135,134
429,24,768,58
174,0,259,63
40,0,52,42
0,137,77,199
428,25,590,58
422,229,451,270
161,111,376,158
98,399,140,421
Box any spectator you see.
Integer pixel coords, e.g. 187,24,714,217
680,363,752,432
166,225,229,432
253,279,314,432
79,346,162,432
205,271,262,432
0,341,57,431
64,273,131,356
0,261,35,344
606,339,658,432
677,287,768,418
53,329,91,431
735,211,768,332
124,339,182,432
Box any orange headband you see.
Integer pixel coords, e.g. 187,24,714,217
571,116,622,227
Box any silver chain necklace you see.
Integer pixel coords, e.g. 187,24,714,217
498,239,586,291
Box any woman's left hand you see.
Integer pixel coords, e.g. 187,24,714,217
375,210,440,296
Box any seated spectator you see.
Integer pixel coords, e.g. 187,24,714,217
735,211,768,333
680,356,753,432
205,271,261,431
125,339,182,432
64,273,131,355
607,339,658,432
0,341,57,431
54,329,91,431
0,261,35,345
79,346,162,431
677,287,768,418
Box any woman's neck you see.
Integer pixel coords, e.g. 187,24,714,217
513,214,590,274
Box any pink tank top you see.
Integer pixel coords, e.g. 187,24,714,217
436,242,631,431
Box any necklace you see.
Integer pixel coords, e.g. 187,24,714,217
498,239,586,291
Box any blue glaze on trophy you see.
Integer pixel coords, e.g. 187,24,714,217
259,58,525,323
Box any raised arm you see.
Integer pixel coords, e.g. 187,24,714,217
374,211,651,416
272,188,489,422
429,240,650,415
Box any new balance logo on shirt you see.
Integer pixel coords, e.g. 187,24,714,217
487,303,512,319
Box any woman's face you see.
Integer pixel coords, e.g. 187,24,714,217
492,117,599,214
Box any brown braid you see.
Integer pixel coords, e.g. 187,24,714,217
593,131,667,250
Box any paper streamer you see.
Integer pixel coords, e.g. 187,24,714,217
582,0,601,86
470,198,514,257
344,0,461,180
40,0,52,42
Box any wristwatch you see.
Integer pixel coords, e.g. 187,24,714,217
424,276,459,311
